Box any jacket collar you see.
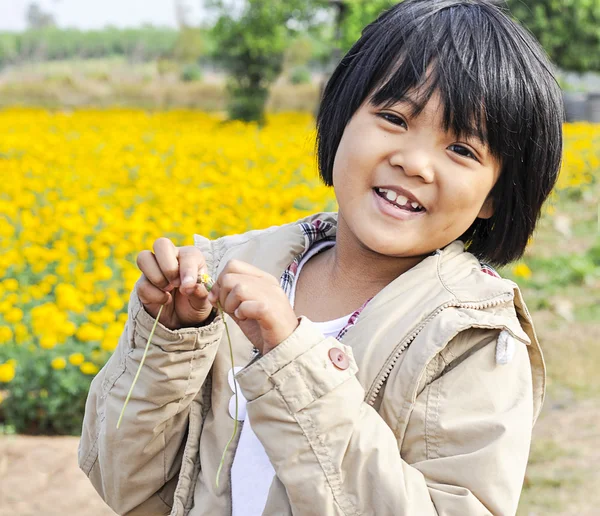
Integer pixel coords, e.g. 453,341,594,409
219,211,545,420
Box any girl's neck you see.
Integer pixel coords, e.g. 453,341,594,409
320,213,427,298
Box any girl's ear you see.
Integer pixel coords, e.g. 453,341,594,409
477,196,495,219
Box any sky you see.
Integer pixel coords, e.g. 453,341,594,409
0,0,207,31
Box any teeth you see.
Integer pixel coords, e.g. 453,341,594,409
378,188,423,210
384,190,397,202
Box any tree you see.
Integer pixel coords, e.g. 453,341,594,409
505,0,600,73
337,0,600,73
26,2,56,30
207,0,328,123
338,0,397,52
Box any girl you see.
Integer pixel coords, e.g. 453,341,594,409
79,1,562,514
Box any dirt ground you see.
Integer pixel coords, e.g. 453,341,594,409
0,400,598,516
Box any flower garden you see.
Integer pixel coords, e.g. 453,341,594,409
0,108,598,435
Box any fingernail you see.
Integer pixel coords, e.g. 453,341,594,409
182,276,195,287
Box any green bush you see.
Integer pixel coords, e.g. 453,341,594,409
180,63,203,82
0,350,93,435
289,66,311,85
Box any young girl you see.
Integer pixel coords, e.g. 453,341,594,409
79,1,562,514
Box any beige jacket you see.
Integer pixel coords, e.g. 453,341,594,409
79,212,545,516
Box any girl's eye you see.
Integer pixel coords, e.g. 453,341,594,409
448,144,478,162
378,112,407,128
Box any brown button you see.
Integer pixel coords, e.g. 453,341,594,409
328,347,350,371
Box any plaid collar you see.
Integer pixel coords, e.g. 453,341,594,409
278,219,500,342
279,219,371,341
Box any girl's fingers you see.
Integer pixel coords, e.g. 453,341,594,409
152,237,181,287
136,250,170,291
219,259,279,285
136,274,172,306
182,282,211,311
220,281,251,315
176,246,209,292
233,300,267,321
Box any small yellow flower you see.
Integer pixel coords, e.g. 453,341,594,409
0,363,16,383
51,357,67,370
76,322,105,342
199,273,214,290
2,278,18,291
512,263,532,280
4,307,23,323
80,362,99,375
39,334,57,350
69,352,85,366
0,326,13,344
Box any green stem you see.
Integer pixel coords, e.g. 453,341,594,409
116,304,164,429
115,291,239,490
215,300,238,488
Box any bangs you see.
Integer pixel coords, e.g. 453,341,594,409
358,2,554,162
316,0,564,266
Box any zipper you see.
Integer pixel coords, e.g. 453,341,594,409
365,293,514,406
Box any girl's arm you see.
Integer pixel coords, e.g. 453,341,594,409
78,284,224,515
236,317,533,516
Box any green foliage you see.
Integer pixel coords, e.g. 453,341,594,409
339,0,398,52
504,0,600,73
289,65,312,84
0,33,18,67
180,63,203,82
0,351,92,435
173,27,205,63
337,0,600,72
0,27,180,63
284,36,315,69
208,0,327,123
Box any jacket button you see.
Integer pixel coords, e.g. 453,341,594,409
328,347,350,370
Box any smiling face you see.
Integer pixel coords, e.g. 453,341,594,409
331,91,501,260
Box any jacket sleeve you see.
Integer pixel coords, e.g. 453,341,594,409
78,284,224,515
235,316,534,516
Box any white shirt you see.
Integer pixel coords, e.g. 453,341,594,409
230,241,352,516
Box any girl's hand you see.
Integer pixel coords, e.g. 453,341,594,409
135,238,215,330
208,259,299,355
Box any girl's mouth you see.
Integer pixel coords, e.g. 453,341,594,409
373,187,426,213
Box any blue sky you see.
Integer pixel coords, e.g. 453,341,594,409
0,0,207,31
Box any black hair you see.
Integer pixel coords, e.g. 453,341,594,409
316,0,563,267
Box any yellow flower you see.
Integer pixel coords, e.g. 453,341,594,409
51,357,67,370
512,263,532,280
0,326,13,344
80,362,99,375
4,307,23,323
76,322,105,342
69,352,85,366
2,278,18,291
14,324,29,344
0,363,16,383
39,334,57,350
55,283,85,313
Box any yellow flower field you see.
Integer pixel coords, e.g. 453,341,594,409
0,108,597,433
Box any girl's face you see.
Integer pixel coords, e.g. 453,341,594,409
331,91,501,260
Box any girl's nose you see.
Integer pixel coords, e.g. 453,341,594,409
389,149,435,183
